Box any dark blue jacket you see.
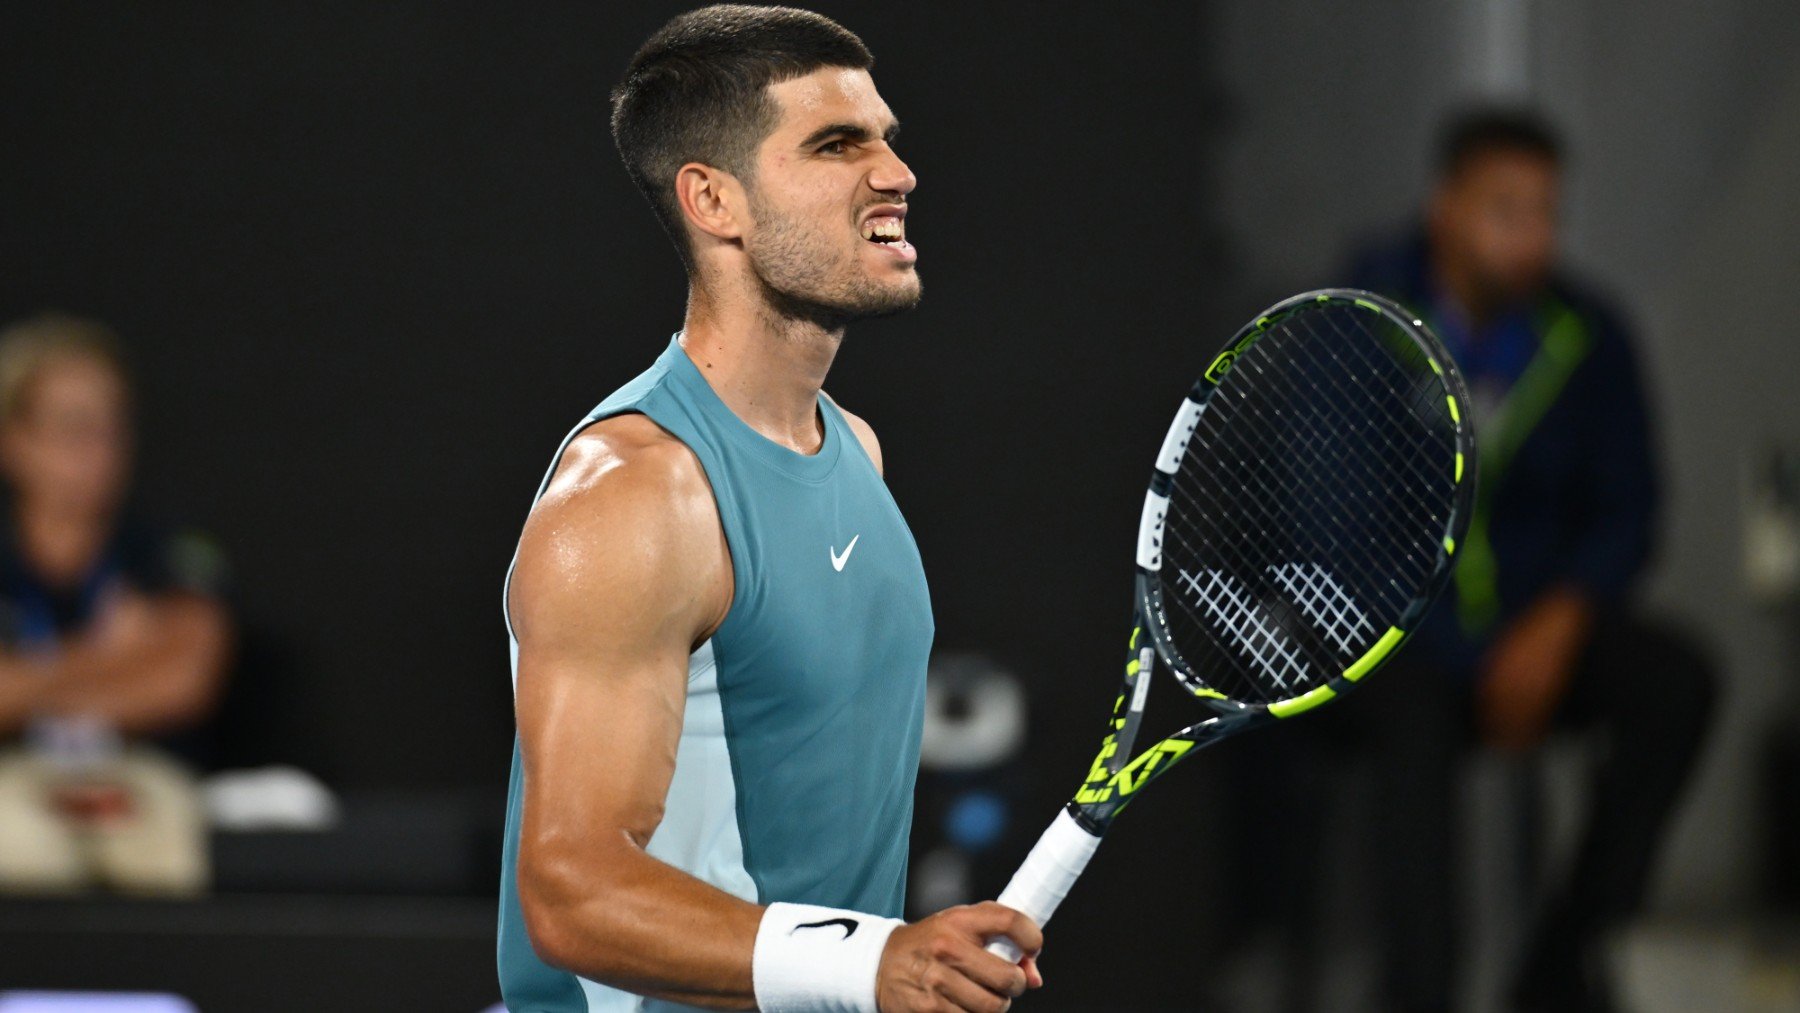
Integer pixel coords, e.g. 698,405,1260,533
1347,233,1660,670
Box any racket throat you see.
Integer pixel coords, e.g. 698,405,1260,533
1108,645,1157,776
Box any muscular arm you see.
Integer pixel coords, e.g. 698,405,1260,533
509,414,760,1008
512,414,1040,1012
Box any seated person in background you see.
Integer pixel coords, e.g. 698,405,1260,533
1333,109,1717,1011
0,313,232,897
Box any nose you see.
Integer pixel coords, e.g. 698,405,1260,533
869,144,916,198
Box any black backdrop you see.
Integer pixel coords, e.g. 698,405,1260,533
3,2,1245,1003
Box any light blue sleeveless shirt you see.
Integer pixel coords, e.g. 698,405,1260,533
498,336,933,1012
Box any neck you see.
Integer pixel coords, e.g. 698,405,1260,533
1431,248,1494,326
681,274,844,455
15,500,110,587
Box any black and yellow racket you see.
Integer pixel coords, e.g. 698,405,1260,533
987,289,1477,960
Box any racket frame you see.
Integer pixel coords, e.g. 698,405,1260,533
988,290,1476,958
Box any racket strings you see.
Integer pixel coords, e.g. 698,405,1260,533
1223,316,1454,609
1291,313,1460,501
1186,342,1445,582
1169,334,1443,621
1165,404,1423,654
1163,430,1438,699
1156,303,1459,704
1321,325,1456,472
1167,464,1421,639
1256,312,1455,506
1162,410,1422,699
1253,319,1460,563
1183,311,1453,678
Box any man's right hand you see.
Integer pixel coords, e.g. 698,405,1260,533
877,902,1043,1012
1476,586,1593,752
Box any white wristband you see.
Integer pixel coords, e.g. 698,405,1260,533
753,902,904,1013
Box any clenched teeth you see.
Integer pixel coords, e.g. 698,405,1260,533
861,216,905,243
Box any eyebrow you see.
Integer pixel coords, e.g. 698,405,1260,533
798,119,901,149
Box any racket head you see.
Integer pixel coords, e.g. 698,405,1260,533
1136,288,1476,717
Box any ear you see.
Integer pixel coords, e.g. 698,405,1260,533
674,162,748,245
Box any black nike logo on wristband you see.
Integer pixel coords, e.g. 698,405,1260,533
792,917,860,939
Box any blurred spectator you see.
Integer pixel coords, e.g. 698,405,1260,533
1345,109,1717,1011
1220,111,1717,1013
0,314,232,897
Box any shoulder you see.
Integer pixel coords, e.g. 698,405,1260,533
511,413,728,640
537,413,712,510
823,395,883,476
1546,273,1641,362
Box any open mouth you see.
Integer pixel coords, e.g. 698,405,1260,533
860,215,906,245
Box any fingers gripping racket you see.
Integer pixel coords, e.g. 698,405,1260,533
987,289,1477,961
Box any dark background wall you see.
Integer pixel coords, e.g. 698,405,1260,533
2,1,1219,795
1,6,1249,1002
1,6,1237,991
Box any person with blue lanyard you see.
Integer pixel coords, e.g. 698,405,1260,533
0,313,233,896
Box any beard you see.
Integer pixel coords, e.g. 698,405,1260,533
743,194,921,331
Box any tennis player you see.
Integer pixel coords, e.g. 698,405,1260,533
497,7,1042,1012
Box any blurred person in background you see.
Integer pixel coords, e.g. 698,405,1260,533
1218,110,1717,1013
0,313,232,897
1332,109,1717,1011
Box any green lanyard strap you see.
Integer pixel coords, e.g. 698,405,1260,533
1453,298,1593,633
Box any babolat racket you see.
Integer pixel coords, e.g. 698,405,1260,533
987,288,1477,960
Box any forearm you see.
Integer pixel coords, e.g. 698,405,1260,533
41,599,230,734
521,839,764,1009
0,664,47,736
40,654,217,733
43,632,227,734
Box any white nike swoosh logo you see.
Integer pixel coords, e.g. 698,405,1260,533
830,534,860,572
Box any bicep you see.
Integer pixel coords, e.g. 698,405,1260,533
512,583,694,848
508,428,729,853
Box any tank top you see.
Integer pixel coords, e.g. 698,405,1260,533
497,335,934,1011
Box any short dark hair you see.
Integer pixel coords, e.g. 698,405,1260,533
1437,107,1562,179
610,5,874,268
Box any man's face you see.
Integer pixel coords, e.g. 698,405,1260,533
739,67,920,323
0,355,132,519
1431,149,1560,307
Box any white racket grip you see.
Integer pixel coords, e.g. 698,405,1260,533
985,808,1101,961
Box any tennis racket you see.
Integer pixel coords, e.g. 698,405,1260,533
987,288,1477,961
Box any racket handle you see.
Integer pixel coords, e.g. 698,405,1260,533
985,807,1101,961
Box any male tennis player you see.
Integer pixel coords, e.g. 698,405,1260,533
498,7,1042,1012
